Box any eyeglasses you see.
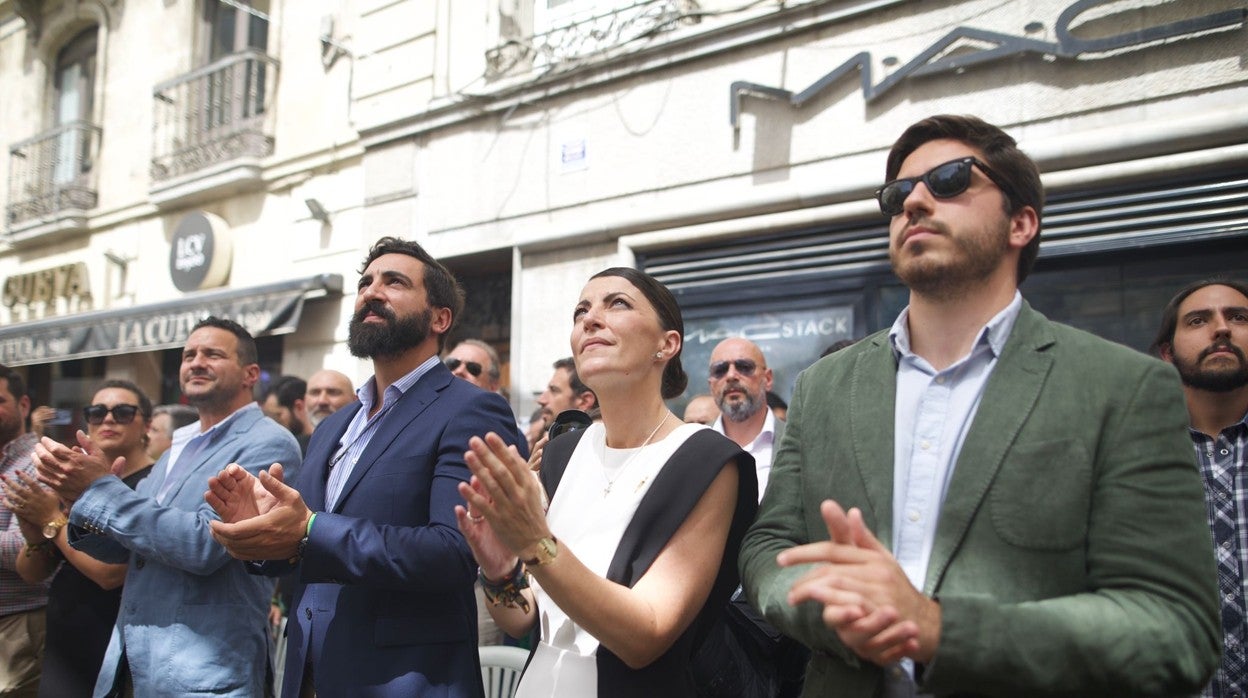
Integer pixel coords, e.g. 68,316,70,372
445,358,483,378
710,359,758,380
547,409,593,441
83,404,141,425
875,156,1015,217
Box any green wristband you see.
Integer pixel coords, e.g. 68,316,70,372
306,513,317,537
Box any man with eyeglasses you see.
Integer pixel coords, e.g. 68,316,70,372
32,317,301,697
0,366,45,698
741,114,1219,697
444,339,502,394
708,338,783,496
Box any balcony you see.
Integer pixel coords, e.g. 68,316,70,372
6,121,101,246
487,0,699,78
149,49,279,209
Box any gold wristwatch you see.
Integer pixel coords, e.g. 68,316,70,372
522,536,558,567
42,516,69,540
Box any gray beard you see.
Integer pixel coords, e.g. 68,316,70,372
719,392,762,423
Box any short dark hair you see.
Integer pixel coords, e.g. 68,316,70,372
886,114,1044,283
94,379,154,421
554,357,595,407
264,375,307,410
191,316,259,366
0,365,26,404
360,237,465,352
820,338,858,358
588,267,689,399
765,391,787,411
1151,278,1248,356
154,404,199,430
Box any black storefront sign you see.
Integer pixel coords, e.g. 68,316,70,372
0,274,342,367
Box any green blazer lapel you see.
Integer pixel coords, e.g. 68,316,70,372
924,304,1056,594
848,333,899,546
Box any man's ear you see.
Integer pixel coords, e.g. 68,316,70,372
575,391,597,411
1158,343,1174,363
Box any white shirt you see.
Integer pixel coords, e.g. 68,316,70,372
713,407,778,500
883,291,1021,692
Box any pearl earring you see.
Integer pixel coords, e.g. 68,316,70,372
654,351,663,360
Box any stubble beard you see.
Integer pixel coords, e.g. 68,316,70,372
891,216,1010,301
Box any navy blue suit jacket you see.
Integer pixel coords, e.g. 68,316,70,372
275,362,525,698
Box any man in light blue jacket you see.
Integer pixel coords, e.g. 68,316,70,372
34,317,301,697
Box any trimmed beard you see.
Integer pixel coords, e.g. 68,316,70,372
717,388,763,423
348,301,434,359
1173,342,1248,393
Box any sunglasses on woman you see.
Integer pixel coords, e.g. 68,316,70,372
444,358,483,377
709,359,757,380
875,156,1015,217
83,404,141,425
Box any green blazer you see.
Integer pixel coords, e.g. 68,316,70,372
740,302,1220,697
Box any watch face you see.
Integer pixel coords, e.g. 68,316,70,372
42,524,58,539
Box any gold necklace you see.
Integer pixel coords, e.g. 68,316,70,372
603,412,670,497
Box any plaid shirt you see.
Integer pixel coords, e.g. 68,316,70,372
1193,409,1248,698
0,432,48,616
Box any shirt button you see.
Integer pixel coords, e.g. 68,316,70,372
305,607,312,620
1224,541,1234,550
908,510,920,522
920,440,931,451
1221,449,1230,456
935,376,946,385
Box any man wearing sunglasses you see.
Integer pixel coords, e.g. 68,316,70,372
33,317,301,697
444,339,502,394
742,115,1219,697
708,338,782,497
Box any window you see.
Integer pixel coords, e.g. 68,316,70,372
52,27,97,184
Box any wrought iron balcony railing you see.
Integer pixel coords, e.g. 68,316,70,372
7,120,101,229
151,49,279,182
487,0,699,77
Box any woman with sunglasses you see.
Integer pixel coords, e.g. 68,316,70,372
457,268,758,696
2,380,157,697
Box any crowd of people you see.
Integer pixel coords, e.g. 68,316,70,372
0,114,1243,698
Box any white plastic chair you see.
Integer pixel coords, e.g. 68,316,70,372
479,645,528,698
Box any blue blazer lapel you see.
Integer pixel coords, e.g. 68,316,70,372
330,368,449,513
849,334,899,547
299,405,360,511
161,408,260,504
924,303,1056,594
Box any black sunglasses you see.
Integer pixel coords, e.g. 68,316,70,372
83,404,141,425
445,358,483,377
547,409,593,441
710,359,758,380
875,156,1015,217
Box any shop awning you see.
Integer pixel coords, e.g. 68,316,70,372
0,274,343,367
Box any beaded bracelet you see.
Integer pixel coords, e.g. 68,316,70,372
479,559,531,613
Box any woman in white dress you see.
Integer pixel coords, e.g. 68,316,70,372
456,268,757,697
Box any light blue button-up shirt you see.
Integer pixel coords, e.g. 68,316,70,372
324,355,439,510
884,291,1022,695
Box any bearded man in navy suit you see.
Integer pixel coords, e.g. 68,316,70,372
207,237,525,697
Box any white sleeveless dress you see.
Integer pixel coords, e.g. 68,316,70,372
515,422,706,697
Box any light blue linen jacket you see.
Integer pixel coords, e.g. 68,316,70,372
69,406,301,698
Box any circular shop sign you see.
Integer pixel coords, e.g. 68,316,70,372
170,211,233,292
